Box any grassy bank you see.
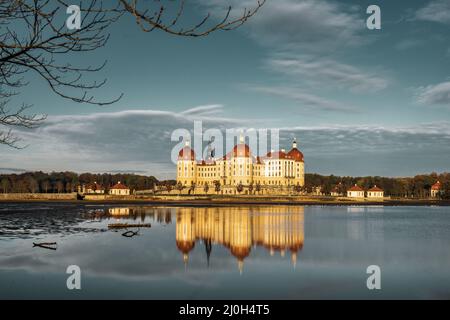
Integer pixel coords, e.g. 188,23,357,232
0,194,449,206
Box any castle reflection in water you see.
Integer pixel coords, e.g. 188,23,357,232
105,206,304,272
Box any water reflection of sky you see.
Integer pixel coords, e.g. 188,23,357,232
1,204,450,299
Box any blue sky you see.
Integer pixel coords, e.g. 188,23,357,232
1,0,450,178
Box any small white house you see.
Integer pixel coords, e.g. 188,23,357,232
367,185,384,198
85,181,105,194
109,181,130,196
347,184,364,198
331,183,344,197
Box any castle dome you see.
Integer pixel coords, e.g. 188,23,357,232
176,240,195,253
231,144,251,158
287,148,304,162
230,246,251,260
178,141,195,161
266,150,287,159
287,139,304,162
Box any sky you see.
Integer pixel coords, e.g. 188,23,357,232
1,0,450,179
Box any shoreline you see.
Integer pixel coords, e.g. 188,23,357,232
0,198,449,206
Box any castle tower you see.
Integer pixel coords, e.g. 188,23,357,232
177,140,197,187
287,138,305,187
176,209,196,268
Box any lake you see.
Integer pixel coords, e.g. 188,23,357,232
0,204,449,299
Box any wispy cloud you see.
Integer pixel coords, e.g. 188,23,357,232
0,168,27,174
265,56,389,93
416,0,450,25
202,0,365,53
249,86,356,112
201,0,387,114
394,39,424,51
181,104,224,117
417,81,450,106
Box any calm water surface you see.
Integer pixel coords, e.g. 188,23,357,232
0,204,450,299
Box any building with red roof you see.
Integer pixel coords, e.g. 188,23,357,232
367,185,384,198
83,181,105,194
331,182,344,197
347,184,365,198
109,181,130,196
431,181,443,198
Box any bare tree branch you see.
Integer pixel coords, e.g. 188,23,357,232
0,0,266,148
119,0,266,37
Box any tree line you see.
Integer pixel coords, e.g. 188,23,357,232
305,172,450,199
1,171,449,199
0,172,163,194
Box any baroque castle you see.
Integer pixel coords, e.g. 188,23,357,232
176,135,305,195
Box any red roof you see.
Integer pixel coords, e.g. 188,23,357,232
331,183,343,192
204,142,304,163
266,150,287,159
86,182,104,190
287,148,304,162
178,146,195,161
348,185,364,192
431,181,442,190
368,185,383,192
222,143,252,159
231,144,251,158
111,182,129,190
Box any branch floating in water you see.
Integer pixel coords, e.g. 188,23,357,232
33,242,57,250
108,223,151,230
122,230,139,237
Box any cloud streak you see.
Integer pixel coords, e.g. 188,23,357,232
416,0,450,25
249,86,356,112
203,0,365,52
265,56,389,93
417,81,450,106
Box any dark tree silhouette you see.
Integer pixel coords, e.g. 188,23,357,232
214,180,221,194
189,182,196,195
176,181,183,194
0,0,265,147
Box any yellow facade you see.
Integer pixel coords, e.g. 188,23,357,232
177,138,305,194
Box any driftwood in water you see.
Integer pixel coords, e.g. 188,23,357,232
33,242,57,250
122,230,139,238
108,223,151,230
